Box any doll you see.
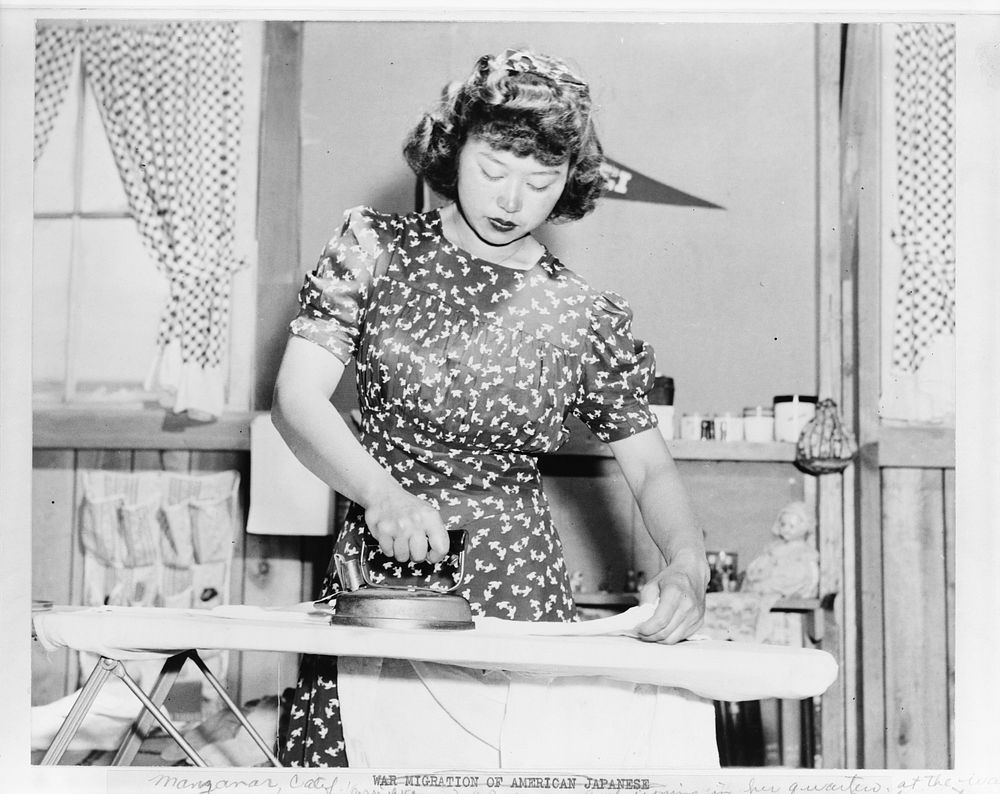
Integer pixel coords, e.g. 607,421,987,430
743,501,819,599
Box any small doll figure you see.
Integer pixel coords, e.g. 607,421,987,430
743,501,820,599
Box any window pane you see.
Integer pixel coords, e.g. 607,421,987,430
80,80,130,213
74,219,168,397
32,219,72,402
33,55,80,215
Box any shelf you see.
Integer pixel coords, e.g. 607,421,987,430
33,407,256,451
33,406,798,462
555,429,798,462
575,592,823,613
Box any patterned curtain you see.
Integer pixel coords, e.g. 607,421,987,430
80,22,245,419
890,23,955,373
33,25,80,163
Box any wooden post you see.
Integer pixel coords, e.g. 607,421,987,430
255,22,304,411
814,23,848,769
943,467,956,766
842,23,886,769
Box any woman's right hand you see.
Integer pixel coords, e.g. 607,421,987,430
363,487,450,564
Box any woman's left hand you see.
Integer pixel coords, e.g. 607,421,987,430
635,552,710,644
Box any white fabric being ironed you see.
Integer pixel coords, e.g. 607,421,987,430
32,604,838,703
337,656,721,769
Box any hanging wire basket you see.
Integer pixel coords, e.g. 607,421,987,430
795,398,858,475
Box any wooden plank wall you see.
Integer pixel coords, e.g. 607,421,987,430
881,466,956,769
31,449,333,708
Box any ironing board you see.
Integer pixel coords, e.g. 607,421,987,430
32,604,838,767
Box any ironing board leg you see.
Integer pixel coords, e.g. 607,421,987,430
109,656,208,767
111,652,191,767
39,656,116,765
187,652,282,766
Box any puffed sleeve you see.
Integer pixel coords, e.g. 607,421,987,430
572,292,658,442
288,207,389,364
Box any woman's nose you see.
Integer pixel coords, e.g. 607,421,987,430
497,183,523,213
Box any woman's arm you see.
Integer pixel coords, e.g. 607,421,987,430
271,335,449,563
609,427,710,643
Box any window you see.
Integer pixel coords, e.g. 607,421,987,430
32,22,262,415
33,50,169,407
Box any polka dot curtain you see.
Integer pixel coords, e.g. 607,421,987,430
890,23,955,374
33,22,245,418
80,22,245,418
33,26,80,163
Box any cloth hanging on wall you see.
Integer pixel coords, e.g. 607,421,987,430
75,468,241,707
890,23,955,373
80,22,245,418
33,25,80,163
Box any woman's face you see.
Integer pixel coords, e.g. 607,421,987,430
455,136,569,243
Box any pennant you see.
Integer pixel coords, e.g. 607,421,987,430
600,157,723,209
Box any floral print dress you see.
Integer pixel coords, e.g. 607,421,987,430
279,206,658,767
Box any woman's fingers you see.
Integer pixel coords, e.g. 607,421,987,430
635,574,705,644
366,495,449,564
393,533,412,563
425,524,451,564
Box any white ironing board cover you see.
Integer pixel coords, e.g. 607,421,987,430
33,605,837,702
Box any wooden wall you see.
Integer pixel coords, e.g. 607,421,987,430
878,464,956,768
31,447,333,708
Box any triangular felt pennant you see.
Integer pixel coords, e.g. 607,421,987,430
600,157,723,209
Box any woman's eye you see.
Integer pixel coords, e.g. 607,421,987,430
481,169,502,181
528,183,552,192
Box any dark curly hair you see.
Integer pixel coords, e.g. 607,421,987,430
403,48,605,223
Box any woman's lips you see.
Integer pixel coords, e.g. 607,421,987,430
488,217,516,232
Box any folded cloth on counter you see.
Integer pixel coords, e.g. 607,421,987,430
338,657,720,769
32,604,837,702
245,413,334,536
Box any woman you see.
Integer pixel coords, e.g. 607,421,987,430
273,48,710,767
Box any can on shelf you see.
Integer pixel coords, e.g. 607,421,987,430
773,394,817,443
713,412,744,442
680,412,703,441
742,406,775,442
700,417,716,441
651,405,676,440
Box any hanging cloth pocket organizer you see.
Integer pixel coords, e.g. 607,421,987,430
77,469,240,695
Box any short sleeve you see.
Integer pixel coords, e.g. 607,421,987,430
572,292,658,442
289,207,389,363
